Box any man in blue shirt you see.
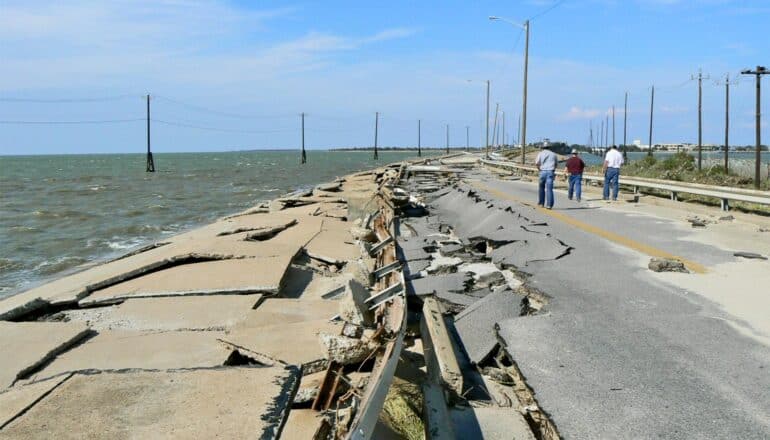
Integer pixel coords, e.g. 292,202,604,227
535,145,558,209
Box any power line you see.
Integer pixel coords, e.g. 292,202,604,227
152,95,295,119
0,95,138,103
529,0,567,21
151,118,294,134
0,118,144,125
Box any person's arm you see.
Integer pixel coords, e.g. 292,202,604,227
602,159,608,174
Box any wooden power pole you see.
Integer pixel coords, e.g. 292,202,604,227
301,112,306,164
692,69,710,170
648,86,655,158
741,66,769,189
145,94,155,173
612,105,616,147
373,112,379,160
716,74,731,173
418,119,422,157
466,125,470,151
623,92,628,160
445,124,450,154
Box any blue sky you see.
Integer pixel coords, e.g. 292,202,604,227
1,0,768,154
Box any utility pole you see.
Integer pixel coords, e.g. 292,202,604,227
521,20,529,163
600,119,604,149
418,119,422,157
692,69,710,170
612,106,616,147
466,125,470,151
446,124,450,154
492,103,499,150
486,80,491,158
301,112,306,164
145,94,155,172
722,75,730,173
623,92,628,160
502,111,506,148
648,86,655,158
373,112,379,160
517,114,521,149
741,66,769,189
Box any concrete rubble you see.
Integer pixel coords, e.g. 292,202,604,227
648,257,689,273
0,161,412,439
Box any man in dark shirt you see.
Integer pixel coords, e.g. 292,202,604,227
565,149,585,202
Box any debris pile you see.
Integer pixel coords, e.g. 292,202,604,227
392,159,558,439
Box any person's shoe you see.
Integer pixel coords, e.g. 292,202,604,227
576,198,581,202
537,204,544,207
546,206,553,210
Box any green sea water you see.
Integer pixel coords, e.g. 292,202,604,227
0,150,439,298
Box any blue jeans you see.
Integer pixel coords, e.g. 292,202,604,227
603,167,620,200
568,174,582,201
538,170,555,208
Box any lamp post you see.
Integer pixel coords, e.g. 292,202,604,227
490,16,529,164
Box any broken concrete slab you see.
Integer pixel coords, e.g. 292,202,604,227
490,236,569,269
304,220,359,265
450,406,535,440
405,258,432,278
237,298,339,327
279,265,354,300
221,319,342,366
280,409,332,439
407,272,472,297
0,219,321,319
0,374,71,429
81,256,293,306
454,289,522,364
216,215,297,237
425,254,463,274
316,182,343,192
0,321,91,388
421,297,463,396
69,294,262,331
2,367,298,439
435,291,478,309
318,332,373,365
25,330,230,383
338,279,374,326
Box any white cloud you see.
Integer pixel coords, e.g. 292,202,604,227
562,106,601,120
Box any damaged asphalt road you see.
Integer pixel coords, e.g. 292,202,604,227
400,166,770,439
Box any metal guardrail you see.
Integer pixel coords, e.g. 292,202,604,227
481,159,770,211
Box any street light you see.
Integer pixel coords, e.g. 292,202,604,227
490,15,529,164
467,79,491,158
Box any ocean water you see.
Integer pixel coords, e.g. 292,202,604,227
0,150,439,298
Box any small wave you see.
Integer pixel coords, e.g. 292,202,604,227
34,256,89,275
107,237,148,250
9,225,38,233
0,258,23,273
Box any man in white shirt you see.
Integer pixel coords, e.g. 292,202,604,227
535,145,558,209
602,145,624,201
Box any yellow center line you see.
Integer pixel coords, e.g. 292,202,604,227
471,181,708,274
